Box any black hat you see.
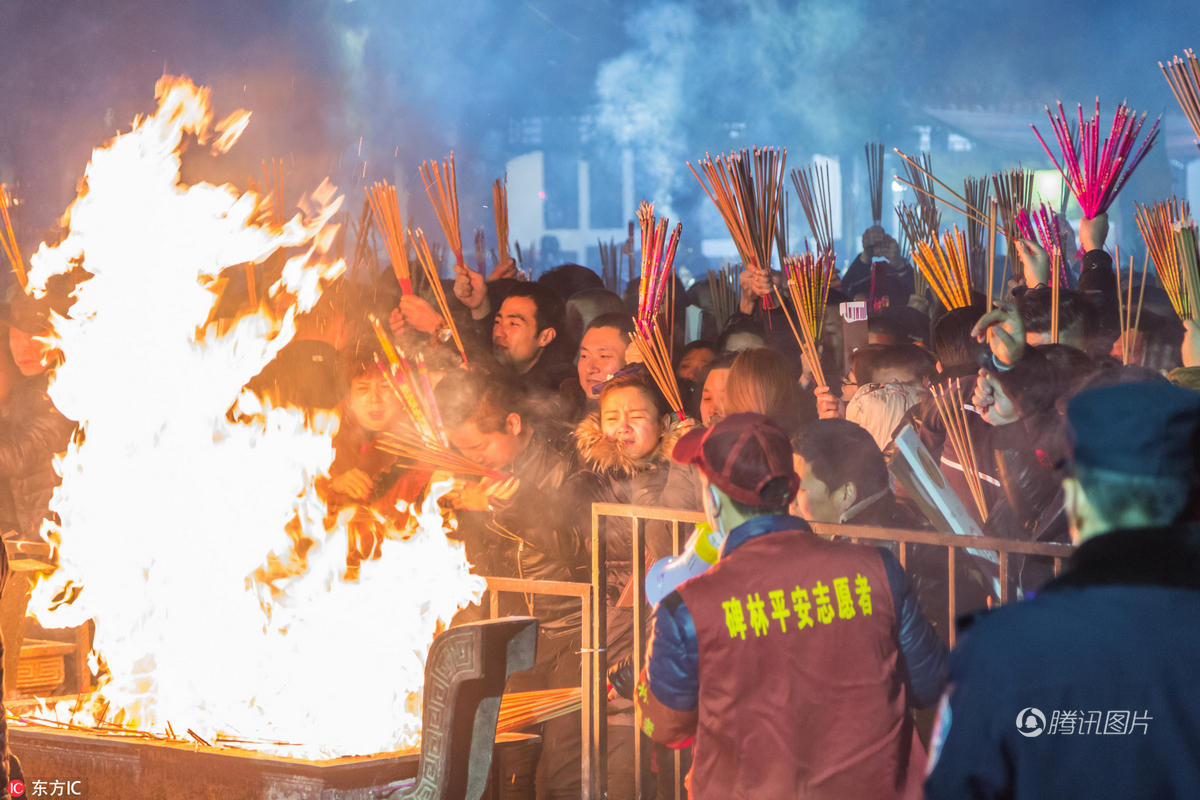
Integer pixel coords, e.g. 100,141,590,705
1067,382,1200,478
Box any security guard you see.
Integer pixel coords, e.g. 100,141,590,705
926,381,1200,798
637,413,947,799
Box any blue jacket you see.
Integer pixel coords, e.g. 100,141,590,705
925,524,1200,799
644,514,947,713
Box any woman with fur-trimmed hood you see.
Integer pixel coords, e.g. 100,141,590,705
564,368,687,796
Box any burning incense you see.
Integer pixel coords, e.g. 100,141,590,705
911,226,973,310
366,182,413,294
1161,50,1200,149
866,142,885,226
492,174,510,265
689,147,787,312
1031,99,1160,218
411,227,469,364
0,185,27,290
707,265,741,331
419,151,465,269
791,161,836,259
631,202,685,419
775,249,836,387
1134,198,1192,321
932,378,988,522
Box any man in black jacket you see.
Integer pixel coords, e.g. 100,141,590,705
926,381,1200,799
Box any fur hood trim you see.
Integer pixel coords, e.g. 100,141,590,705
574,413,686,476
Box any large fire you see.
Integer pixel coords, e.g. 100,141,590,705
22,77,485,758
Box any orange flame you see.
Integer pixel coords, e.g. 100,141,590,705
24,76,483,758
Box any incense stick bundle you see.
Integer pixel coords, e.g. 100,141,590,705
493,174,510,265
419,152,465,269
496,688,582,734
411,227,469,364
791,162,836,259
866,142,885,226
893,148,989,227
599,238,622,293
377,428,512,481
1134,198,1192,321
1031,99,1161,218
632,202,685,418
990,169,1035,243
1113,246,1149,365
689,147,787,311
0,185,26,290
350,197,380,276
367,182,413,294
707,265,741,331
775,250,835,387
1161,50,1200,148
932,378,988,522
896,202,935,299
1174,217,1200,324
964,176,991,283
775,191,790,266
911,226,973,310
1015,201,1066,278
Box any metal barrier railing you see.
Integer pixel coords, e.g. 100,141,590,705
480,503,1075,799
592,502,1077,800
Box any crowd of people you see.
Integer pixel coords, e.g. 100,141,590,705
2,204,1199,798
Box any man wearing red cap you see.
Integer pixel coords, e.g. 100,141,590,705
636,412,946,798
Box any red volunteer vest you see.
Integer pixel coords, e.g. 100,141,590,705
676,528,925,799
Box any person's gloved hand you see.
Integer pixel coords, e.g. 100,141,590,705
607,654,635,701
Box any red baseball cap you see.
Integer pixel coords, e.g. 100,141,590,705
672,413,800,506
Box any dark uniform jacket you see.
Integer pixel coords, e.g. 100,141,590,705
925,524,1200,799
639,514,947,799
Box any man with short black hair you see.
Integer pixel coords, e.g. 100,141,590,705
638,413,946,798
455,274,575,394
926,381,1200,799
794,419,924,528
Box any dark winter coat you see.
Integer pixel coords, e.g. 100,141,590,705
926,524,1200,799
